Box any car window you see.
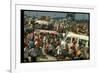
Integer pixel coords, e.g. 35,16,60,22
78,39,87,47
66,37,71,43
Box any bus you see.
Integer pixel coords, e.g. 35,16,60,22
65,32,89,49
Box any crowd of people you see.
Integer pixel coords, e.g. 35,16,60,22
24,17,89,36
23,16,89,63
66,21,89,36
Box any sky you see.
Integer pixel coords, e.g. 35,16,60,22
23,10,89,20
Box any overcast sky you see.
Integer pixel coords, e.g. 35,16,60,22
24,10,89,20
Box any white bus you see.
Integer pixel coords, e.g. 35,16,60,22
65,32,89,48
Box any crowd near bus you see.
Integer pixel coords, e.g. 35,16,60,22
23,16,89,62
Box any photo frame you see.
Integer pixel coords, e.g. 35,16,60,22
11,0,96,73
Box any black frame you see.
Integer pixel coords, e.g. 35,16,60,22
21,10,90,63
